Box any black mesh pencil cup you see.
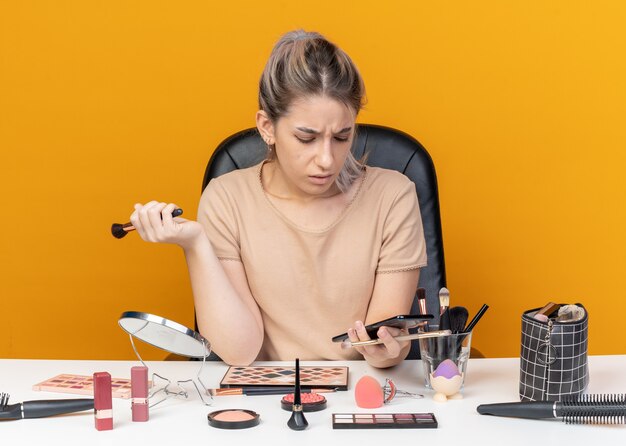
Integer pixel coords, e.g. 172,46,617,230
519,304,589,402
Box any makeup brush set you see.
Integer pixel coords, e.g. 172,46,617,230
414,287,490,400
419,287,489,336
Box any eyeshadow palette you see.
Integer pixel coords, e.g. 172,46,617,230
332,413,438,429
33,373,150,399
220,365,349,390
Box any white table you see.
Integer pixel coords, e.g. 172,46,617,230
1,356,625,445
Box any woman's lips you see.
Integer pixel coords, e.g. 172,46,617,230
308,174,333,185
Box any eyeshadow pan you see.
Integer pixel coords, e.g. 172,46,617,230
375,417,395,423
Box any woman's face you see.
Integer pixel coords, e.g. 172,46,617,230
262,95,356,199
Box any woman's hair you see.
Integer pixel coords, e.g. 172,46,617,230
259,30,366,192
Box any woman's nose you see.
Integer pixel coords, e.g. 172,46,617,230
315,140,333,169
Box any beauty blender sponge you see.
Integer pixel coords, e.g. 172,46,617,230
355,375,384,408
433,359,461,379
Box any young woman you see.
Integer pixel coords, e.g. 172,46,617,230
130,30,427,367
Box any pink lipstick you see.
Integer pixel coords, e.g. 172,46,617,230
131,366,149,422
93,372,113,430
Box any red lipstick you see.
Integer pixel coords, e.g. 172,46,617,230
131,366,149,422
93,372,113,430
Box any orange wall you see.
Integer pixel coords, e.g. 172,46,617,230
1,1,625,360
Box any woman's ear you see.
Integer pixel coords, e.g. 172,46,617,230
256,110,275,145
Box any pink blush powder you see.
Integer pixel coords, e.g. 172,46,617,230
212,410,255,422
208,409,260,429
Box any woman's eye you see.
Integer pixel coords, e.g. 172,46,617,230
295,135,350,143
295,136,314,144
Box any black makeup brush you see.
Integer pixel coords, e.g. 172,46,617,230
463,304,489,333
111,208,183,239
287,358,308,431
449,306,469,334
477,394,626,424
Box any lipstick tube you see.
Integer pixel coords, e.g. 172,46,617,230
131,366,149,422
93,372,113,430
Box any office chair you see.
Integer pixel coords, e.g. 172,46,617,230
200,124,447,360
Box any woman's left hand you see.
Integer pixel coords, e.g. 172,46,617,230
347,321,410,367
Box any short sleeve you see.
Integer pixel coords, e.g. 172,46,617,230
197,178,242,261
376,180,428,273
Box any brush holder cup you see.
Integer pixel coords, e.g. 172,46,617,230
419,331,472,392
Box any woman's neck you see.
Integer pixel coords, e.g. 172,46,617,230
262,161,343,203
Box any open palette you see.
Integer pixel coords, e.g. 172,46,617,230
332,413,438,429
220,365,349,390
33,373,150,399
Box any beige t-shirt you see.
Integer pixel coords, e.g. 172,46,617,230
198,162,427,360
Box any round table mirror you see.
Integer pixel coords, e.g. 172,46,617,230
118,311,210,358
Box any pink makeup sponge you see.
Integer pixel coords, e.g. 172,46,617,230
433,359,461,379
355,375,384,408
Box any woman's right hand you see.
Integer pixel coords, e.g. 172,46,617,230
130,201,205,250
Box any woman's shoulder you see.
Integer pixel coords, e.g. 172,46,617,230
364,166,415,192
204,162,262,194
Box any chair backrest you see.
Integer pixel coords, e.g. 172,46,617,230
201,124,446,359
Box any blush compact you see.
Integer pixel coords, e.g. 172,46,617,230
207,409,260,429
281,392,327,412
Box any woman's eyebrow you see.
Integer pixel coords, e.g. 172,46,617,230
295,126,353,135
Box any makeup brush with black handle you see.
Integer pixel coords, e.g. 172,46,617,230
477,394,626,424
111,208,183,239
449,306,469,334
0,393,94,420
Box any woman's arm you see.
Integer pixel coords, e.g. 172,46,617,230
131,201,264,365
184,236,264,365
347,269,420,368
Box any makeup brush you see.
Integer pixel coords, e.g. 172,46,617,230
449,306,469,334
438,287,451,331
0,393,94,420
209,387,337,396
416,288,429,331
287,358,308,431
341,329,452,349
477,394,626,424
111,208,183,239
463,304,489,333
